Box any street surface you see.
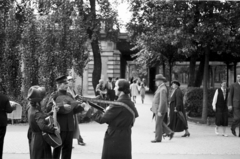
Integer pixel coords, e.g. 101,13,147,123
3,94,240,159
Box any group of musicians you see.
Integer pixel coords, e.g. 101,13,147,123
27,75,138,159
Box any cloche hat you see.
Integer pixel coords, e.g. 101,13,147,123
171,80,180,87
27,85,46,102
117,79,130,94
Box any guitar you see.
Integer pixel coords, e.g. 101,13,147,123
42,99,62,148
77,95,136,124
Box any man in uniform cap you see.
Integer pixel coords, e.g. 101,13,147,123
151,74,174,143
47,75,85,159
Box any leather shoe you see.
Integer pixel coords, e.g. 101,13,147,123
78,141,86,146
151,140,161,143
169,132,174,140
231,128,236,136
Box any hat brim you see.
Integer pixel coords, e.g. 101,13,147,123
154,78,167,82
171,81,180,86
28,98,43,102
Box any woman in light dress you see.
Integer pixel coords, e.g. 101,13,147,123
130,79,139,103
139,81,146,104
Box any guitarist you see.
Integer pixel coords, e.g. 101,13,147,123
47,75,85,159
27,85,59,159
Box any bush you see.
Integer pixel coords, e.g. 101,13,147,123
184,87,216,117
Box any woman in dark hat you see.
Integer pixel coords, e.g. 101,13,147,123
27,85,59,159
92,79,139,159
168,80,190,137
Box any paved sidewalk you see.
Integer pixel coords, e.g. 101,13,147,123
3,94,240,159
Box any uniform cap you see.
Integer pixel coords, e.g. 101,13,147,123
55,75,67,84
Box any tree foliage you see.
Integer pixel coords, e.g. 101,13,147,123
127,0,240,122
127,0,240,82
0,0,24,98
0,0,121,121
0,0,89,121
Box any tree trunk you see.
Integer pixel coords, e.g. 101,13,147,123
162,61,166,76
169,62,172,84
89,0,102,95
194,56,205,87
202,49,209,123
226,62,229,87
188,55,197,87
234,62,237,83
91,39,102,95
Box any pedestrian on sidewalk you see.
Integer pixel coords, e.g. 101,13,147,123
0,82,16,159
139,79,146,104
67,76,86,146
130,79,138,103
151,74,174,143
168,80,190,137
212,81,229,137
105,77,115,101
227,75,240,137
91,79,139,159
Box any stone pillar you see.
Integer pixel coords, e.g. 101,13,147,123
83,40,121,95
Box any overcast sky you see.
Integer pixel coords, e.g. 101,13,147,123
111,1,131,32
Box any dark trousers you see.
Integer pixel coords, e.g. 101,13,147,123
0,126,6,159
53,131,73,159
155,114,173,141
231,107,240,131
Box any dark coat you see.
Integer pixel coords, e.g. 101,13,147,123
228,83,240,108
105,81,115,101
28,103,55,159
94,94,138,159
168,88,187,132
228,82,240,120
0,94,13,126
46,90,84,131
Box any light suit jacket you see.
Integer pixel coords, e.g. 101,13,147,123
151,83,168,114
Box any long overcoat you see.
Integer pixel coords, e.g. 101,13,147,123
228,82,240,120
94,94,139,159
168,88,187,132
28,103,55,159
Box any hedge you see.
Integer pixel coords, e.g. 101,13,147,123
184,87,233,118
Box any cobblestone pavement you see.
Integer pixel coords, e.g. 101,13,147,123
3,94,240,159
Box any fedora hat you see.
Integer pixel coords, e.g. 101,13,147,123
171,80,180,86
154,74,167,82
27,86,46,102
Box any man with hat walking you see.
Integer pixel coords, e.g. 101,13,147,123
228,74,240,137
151,74,174,143
47,75,85,159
